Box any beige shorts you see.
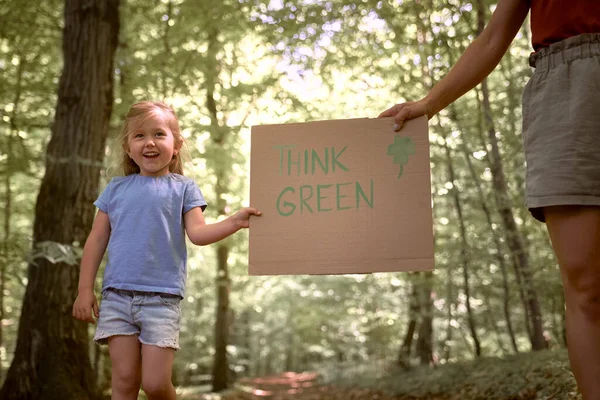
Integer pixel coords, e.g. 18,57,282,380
522,33,600,222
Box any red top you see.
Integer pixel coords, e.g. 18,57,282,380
529,0,600,51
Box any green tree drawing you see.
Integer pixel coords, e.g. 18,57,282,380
387,135,416,179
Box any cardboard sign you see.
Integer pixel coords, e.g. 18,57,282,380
249,116,434,275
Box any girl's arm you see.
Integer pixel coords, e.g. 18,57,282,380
380,0,530,129
73,210,111,323
184,206,261,246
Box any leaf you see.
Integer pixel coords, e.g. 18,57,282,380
386,135,416,179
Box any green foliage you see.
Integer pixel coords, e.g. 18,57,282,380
0,0,63,376
379,349,581,400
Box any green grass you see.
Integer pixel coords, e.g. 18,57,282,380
357,349,582,399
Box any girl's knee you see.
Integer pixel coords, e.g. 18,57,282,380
142,378,174,398
112,371,141,395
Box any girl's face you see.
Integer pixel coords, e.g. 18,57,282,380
126,111,179,176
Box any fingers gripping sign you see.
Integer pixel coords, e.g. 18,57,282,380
378,100,430,132
232,207,262,229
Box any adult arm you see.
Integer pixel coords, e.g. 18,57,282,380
380,0,530,129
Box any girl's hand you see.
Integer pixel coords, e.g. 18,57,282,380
232,207,262,229
72,289,99,324
378,98,431,131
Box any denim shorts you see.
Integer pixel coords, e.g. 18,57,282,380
522,33,600,222
94,288,182,350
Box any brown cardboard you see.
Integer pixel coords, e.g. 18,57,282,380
248,116,433,275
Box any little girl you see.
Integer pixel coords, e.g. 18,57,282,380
72,101,261,400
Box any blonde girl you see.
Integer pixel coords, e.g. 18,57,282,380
73,101,261,400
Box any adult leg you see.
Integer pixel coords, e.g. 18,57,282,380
545,205,600,400
141,344,177,400
108,335,142,400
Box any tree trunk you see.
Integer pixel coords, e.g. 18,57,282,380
204,25,235,392
472,35,530,341
410,5,435,366
475,0,546,351
448,105,519,353
440,131,481,357
442,267,454,363
264,348,273,376
398,280,419,368
0,1,119,398
481,287,508,355
159,0,173,98
0,147,8,381
480,81,545,350
550,294,562,348
212,243,231,391
239,309,252,376
560,289,567,347
285,330,295,371
0,149,8,382
416,272,434,365
462,142,518,353
284,300,296,372
440,29,522,353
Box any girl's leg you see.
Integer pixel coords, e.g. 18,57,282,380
108,335,142,400
545,205,600,399
141,344,177,400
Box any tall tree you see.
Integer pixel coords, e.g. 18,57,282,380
0,0,120,398
450,104,519,353
397,279,419,367
205,24,233,391
474,0,545,351
440,129,481,357
415,272,434,365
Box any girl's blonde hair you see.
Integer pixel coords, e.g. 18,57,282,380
117,101,185,176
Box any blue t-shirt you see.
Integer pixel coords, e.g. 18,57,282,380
94,173,207,297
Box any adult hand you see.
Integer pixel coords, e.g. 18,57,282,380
378,98,431,131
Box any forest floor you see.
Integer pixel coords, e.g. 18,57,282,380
175,349,583,400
